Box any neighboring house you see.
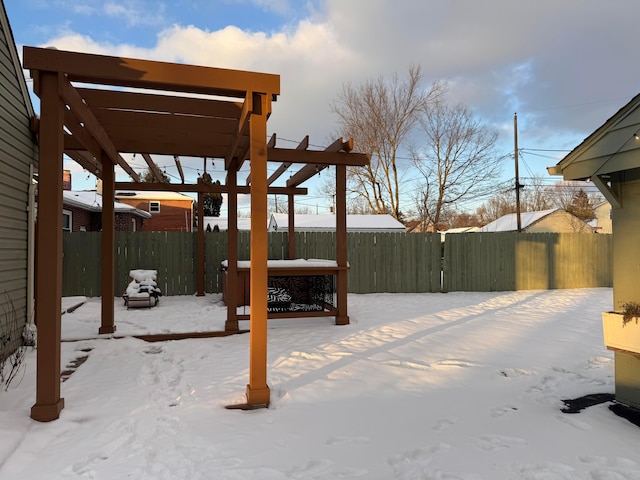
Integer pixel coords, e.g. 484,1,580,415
592,201,612,234
478,208,593,233
0,0,38,361
63,190,151,232
439,226,479,242
268,213,406,233
116,191,195,232
203,217,252,231
405,219,444,233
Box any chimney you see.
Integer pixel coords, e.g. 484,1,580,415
96,179,103,195
62,170,72,190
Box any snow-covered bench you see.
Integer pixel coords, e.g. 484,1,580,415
123,269,162,309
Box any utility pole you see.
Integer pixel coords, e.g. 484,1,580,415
514,113,522,232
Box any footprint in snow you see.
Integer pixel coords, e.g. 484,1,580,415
555,414,592,431
490,404,519,418
475,434,527,452
325,435,370,446
432,418,455,431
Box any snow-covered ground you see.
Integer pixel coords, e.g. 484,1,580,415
1,288,638,479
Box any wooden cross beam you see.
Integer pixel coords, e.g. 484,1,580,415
141,153,165,183
58,76,140,181
286,138,362,187
267,135,308,186
174,155,185,183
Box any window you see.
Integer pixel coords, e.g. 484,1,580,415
62,210,72,232
149,201,160,213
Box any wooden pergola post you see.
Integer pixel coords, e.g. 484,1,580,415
99,150,116,334
196,177,205,296
225,161,239,332
288,195,295,259
246,93,270,407
335,164,349,325
31,71,65,422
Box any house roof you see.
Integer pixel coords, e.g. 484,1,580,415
269,213,406,231
63,190,152,218
203,217,253,231
115,191,195,202
553,92,640,181
478,209,559,232
1,2,34,119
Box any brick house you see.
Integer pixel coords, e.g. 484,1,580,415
115,191,195,232
62,190,151,232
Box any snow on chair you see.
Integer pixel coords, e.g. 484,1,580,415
123,269,162,309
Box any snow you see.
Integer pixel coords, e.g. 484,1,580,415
63,190,151,218
269,213,407,232
203,217,253,231
221,259,339,269
479,209,558,232
2,287,640,479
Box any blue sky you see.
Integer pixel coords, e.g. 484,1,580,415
6,0,640,215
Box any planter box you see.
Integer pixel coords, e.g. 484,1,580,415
602,311,640,354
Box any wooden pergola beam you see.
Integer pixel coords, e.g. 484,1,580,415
174,155,185,183
141,153,165,183
65,149,103,177
267,135,308,186
286,138,361,187
78,88,243,119
273,147,367,167
114,181,307,195
24,46,280,99
225,92,252,170
58,75,140,181
63,109,102,159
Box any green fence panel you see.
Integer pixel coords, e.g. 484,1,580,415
63,230,612,296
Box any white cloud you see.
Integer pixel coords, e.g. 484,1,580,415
41,0,640,189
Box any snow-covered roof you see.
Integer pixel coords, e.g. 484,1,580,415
63,191,152,218
478,209,558,232
440,226,479,235
269,213,406,232
115,191,195,202
202,217,253,231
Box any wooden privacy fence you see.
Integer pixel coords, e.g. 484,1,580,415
443,232,613,291
62,231,612,297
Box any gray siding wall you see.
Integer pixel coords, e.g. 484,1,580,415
0,8,36,361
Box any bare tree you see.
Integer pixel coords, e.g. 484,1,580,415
476,193,515,225
519,174,555,212
413,99,507,229
331,65,443,220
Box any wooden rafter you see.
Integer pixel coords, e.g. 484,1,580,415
114,181,307,195
286,138,362,187
141,153,165,182
225,92,253,170
65,149,102,177
58,75,140,181
78,88,243,119
63,109,102,160
173,155,185,183
267,135,308,186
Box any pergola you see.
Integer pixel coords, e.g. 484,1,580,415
23,46,369,421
